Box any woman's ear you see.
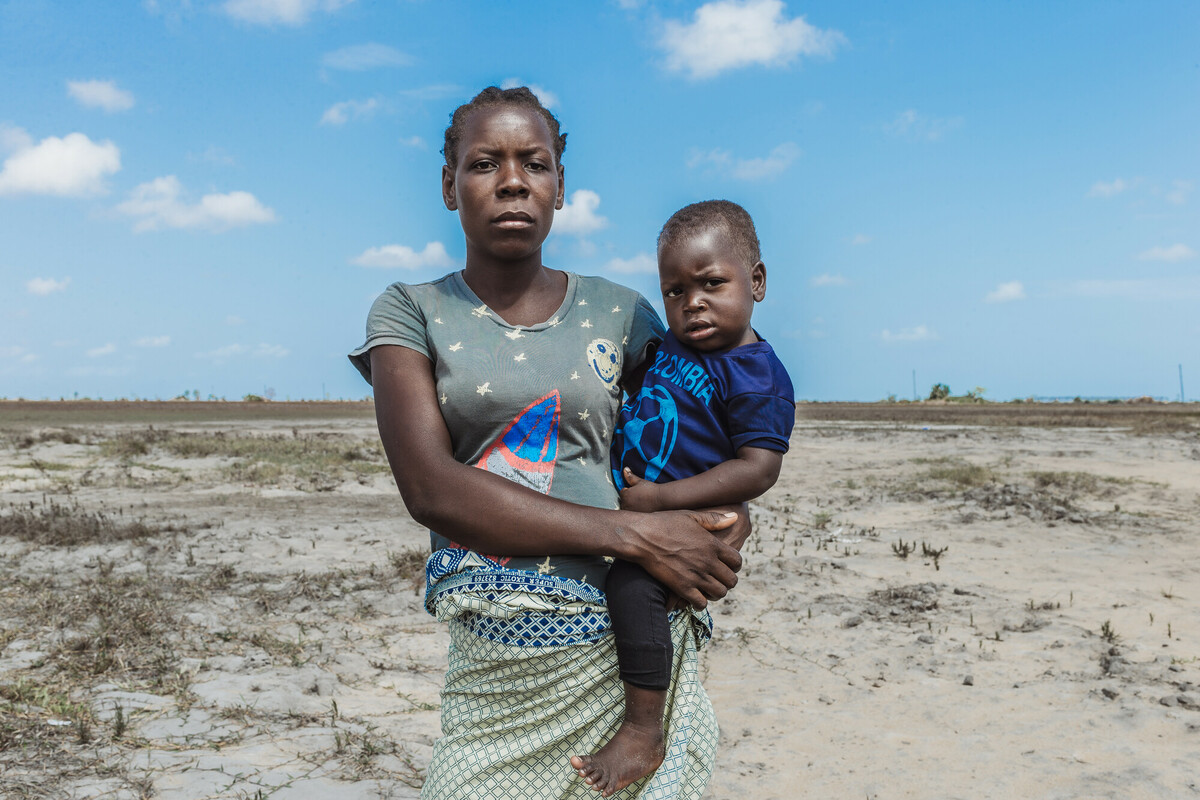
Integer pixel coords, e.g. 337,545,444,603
555,164,565,210
751,261,766,302
442,164,457,211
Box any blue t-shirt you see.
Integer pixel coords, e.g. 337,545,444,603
611,331,795,488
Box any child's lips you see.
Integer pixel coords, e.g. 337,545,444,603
683,321,715,340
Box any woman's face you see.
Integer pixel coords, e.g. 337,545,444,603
442,105,565,267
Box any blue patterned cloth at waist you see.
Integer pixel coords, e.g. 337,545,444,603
424,547,615,648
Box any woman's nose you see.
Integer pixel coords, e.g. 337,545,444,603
496,161,529,195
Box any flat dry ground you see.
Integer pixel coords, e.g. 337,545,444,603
1,402,1198,799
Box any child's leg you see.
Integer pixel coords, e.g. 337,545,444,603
570,559,672,796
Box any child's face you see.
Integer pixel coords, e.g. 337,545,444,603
441,105,565,266
658,228,765,353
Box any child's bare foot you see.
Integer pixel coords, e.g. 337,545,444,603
570,719,665,797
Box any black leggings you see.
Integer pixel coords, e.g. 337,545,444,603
605,559,672,691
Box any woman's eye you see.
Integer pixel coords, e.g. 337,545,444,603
526,162,547,172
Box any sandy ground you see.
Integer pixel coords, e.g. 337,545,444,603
1,406,1198,799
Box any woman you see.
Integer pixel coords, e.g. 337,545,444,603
349,86,746,799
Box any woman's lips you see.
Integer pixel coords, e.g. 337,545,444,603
493,212,534,229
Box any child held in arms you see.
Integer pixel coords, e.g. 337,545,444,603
572,200,795,795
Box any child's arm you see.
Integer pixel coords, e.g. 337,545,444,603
619,445,784,513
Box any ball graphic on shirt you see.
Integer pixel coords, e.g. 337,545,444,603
586,338,621,386
618,385,678,483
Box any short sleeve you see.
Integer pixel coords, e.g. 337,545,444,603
622,292,666,378
725,351,795,453
347,283,430,385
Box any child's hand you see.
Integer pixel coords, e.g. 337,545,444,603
618,467,663,513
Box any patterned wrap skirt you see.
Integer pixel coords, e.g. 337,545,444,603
420,548,718,800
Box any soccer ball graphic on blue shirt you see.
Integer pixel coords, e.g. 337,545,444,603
617,385,678,483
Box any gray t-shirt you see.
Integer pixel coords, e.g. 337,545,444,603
349,270,664,586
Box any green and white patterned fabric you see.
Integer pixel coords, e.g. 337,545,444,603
421,549,717,800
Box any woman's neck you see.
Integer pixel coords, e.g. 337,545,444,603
461,256,567,327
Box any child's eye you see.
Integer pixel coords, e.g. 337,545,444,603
705,279,725,288
663,288,682,298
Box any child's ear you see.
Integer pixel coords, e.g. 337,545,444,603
750,261,766,302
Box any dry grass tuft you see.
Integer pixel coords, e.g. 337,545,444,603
0,498,182,547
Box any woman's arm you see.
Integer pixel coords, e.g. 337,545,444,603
370,344,743,608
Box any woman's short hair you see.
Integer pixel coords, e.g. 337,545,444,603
442,86,567,169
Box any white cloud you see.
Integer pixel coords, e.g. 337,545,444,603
1137,244,1195,262
87,343,117,357
0,124,33,154
197,342,289,362
116,175,277,232
884,109,963,142
688,142,799,181
881,325,935,343
67,80,135,112
225,315,245,326
985,281,1025,303
849,233,872,246
320,98,379,126
1087,178,1128,199
810,273,847,287
660,0,845,79
352,242,454,269
500,79,559,109
321,43,410,71
26,277,71,295
134,335,171,347
189,146,236,166
398,136,425,148
605,253,657,275
552,189,608,236
0,131,120,196
1166,180,1193,205
222,0,353,26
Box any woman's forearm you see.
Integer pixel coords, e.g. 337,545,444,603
370,345,741,606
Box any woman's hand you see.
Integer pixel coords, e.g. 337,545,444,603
621,508,743,609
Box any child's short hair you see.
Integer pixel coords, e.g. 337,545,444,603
657,200,762,267
442,86,567,169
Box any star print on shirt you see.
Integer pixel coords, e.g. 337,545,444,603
440,393,447,405
471,304,492,319
622,336,629,346
476,382,492,396
578,299,588,306
536,556,554,575
570,370,580,380
612,305,621,313
505,329,525,340
449,342,463,352
433,317,443,325
514,353,527,363
578,409,590,420
580,319,592,329
577,456,587,466
548,316,561,326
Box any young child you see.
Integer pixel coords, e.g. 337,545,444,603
571,200,795,795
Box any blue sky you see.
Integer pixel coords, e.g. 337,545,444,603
2,0,1197,402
